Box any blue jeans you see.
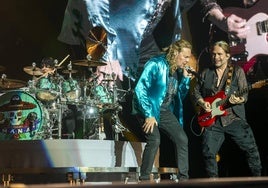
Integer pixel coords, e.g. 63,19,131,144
139,110,189,180
202,119,262,177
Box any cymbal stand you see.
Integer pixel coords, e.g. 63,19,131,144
113,67,132,102
28,62,37,93
111,105,128,141
45,74,64,139
67,61,73,79
56,76,65,139
111,73,118,104
110,74,129,141
80,71,89,102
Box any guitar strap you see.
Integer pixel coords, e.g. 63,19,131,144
224,63,234,95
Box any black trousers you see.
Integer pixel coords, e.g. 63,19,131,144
139,110,189,180
202,119,262,177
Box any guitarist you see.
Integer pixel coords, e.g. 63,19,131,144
191,41,262,177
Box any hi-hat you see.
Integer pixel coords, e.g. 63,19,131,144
0,65,6,72
62,69,78,74
23,66,43,76
0,78,26,90
73,60,107,67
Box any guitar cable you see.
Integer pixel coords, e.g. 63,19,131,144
189,113,204,137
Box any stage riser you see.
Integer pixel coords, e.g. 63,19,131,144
3,177,268,188
3,172,139,184
0,140,158,168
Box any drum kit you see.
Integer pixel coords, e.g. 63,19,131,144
0,26,129,141
0,59,129,141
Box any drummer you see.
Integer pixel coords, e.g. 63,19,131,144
40,57,56,76
35,57,61,105
37,57,77,139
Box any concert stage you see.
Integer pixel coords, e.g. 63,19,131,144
1,140,268,187
0,140,161,185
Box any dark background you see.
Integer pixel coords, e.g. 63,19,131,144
0,0,268,179
0,0,69,81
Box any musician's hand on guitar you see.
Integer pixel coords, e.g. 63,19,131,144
207,8,249,39
142,117,157,134
229,94,245,104
202,101,212,112
198,100,212,113
226,14,249,39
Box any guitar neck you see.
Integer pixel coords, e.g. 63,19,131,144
234,87,250,97
216,86,250,108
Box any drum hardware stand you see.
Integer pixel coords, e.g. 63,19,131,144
38,103,62,140
98,115,106,140
56,79,64,139
45,112,58,139
42,79,64,139
107,73,129,141
111,106,128,141
30,62,38,88
2,174,12,187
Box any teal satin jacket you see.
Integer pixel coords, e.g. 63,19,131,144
132,54,190,127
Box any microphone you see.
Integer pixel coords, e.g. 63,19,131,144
185,66,199,77
185,66,203,82
231,51,248,62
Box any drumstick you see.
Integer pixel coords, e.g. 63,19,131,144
35,69,56,82
58,54,70,67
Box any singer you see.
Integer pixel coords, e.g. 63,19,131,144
132,39,194,182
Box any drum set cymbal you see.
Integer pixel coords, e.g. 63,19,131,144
62,69,78,74
73,60,107,67
86,26,107,60
23,66,43,76
0,78,27,90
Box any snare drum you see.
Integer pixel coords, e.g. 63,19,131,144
62,78,81,102
36,77,59,103
0,90,44,140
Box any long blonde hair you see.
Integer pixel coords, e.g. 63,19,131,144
163,39,192,74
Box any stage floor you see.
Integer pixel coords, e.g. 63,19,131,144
4,177,268,188
1,139,268,187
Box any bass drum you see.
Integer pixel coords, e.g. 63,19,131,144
0,90,44,140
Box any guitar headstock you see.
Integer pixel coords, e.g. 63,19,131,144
251,79,268,89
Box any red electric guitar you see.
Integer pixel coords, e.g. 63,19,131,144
222,0,268,69
197,79,268,127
